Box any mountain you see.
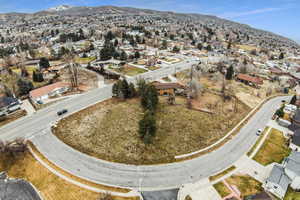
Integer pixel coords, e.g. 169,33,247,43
47,5,73,12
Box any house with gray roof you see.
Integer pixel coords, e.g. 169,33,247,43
0,172,42,200
264,165,291,199
283,151,300,190
289,129,300,152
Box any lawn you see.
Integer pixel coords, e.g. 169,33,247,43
284,187,300,200
209,166,236,181
226,175,263,198
111,66,147,76
75,56,96,64
253,128,291,166
247,127,270,157
148,66,160,71
54,95,250,165
213,182,231,198
0,150,138,200
0,152,99,200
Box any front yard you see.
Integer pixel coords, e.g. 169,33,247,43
53,94,250,165
110,66,147,76
213,182,231,198
226,175,263,198
253,128,291,166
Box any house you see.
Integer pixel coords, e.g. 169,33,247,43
289,109,300,131
290,129,300,152
283,151,300,189
264,165,291,199
236,74,263,87
0,96,21,116
29,82,70,103
152,82,185,96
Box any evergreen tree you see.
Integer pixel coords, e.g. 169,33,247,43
39,57,50,70
114,39,119,47
17,79,34,96
290,95,297,105
197,43,203,50
120,51,128,61
128,83,137,98
141,85,158,111
162,40,168,49
121,79,130,99
172,46,180,53
279,52,285,60
225,66,234,80
134,51,140,59
139,111,157,144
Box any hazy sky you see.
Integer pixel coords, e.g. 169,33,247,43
0,0,299,43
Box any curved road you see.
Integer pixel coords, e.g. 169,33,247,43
0,59,289,191
30,96,288,191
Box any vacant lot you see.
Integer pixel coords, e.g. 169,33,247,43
54,94,250,165
60,68,98,90
253,128,291,166
226,175,263,198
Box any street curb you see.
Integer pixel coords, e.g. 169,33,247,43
175,95,289,159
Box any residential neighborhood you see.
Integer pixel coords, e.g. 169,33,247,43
0,2,300,200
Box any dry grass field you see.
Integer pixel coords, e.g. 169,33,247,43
0,151,138,200
53,94,250,165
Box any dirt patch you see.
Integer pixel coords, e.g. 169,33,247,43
53,94,250,165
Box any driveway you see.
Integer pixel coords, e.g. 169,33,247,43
142,189,179,200
21,99,36,115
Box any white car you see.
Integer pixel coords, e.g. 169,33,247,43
256,129,262,136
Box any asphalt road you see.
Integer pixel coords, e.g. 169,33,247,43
30,96,289,191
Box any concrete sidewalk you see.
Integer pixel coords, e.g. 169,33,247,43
21,99,36,115
235,155,272,183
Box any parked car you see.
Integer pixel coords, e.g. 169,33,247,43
57,109,68,116
256,129,262,136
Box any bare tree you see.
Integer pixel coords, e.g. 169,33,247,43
67,63,79,89
187,64,203,101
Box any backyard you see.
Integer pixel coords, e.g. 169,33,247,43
53,93,250,165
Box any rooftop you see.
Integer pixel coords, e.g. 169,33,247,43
29,82,69,99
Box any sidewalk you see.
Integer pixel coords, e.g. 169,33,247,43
21,99,36,115
179,178,222,200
